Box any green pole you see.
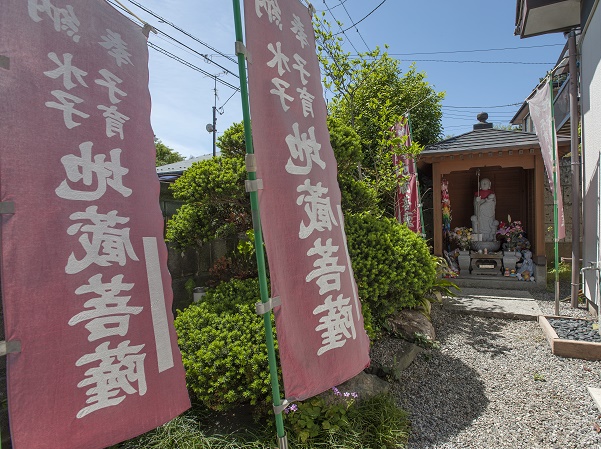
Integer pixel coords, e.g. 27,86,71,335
407,114,426,239
231,0,287,445
549,74,561,316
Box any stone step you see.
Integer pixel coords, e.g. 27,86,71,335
443,288,542,320
452,275,545,291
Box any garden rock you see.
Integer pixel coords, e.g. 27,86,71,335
336,371,389,401
386,308,436,343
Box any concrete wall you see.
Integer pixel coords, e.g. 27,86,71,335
167,238,238,313
581,1,601,304
159,182,240,313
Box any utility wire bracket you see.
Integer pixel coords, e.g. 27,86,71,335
142,23,157,37
235,41,252,63
0,201,15,214
245,153,257,172
245,179,263,192
256,296,281,315
273,399,289,415
0,340,21,356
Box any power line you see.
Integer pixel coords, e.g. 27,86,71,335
334,0,389,35
323,55,555,65
107,0,239,79
443,103,523,109
125,0,237,64
314,0,348,12
402,59,554,65
339,1,371,52
148,42,240,92
153,31,238,79
444,111,518,117
382,43,564,56
323,0,362,55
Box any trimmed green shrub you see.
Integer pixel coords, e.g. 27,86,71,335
166,156,251,249
345,212,436,330
201,277,264,315
174,278,278,411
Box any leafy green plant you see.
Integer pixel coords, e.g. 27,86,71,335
547,261,572,283
119,393,410,449
184,278,196,301
174,278,278,411
418,256,460,319
413,332,440,350
284,391,409,449
208,230,259,287
533,372,546,382
345,212,436,333
285,388,358,443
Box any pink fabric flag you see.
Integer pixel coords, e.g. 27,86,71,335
0,2,190,448
244,0,370,401
527,81,566,240
392,120,422,233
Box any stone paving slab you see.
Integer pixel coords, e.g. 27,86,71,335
443,287,542,320
588,387,601,413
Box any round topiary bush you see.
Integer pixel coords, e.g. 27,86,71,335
174,278,278,411
345,212,436,330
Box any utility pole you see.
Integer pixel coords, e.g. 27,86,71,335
206,73,225,157
211,104,217,157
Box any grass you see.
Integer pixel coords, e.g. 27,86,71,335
116,412,274,449
115,393,410,449
546,261,573,291
547,261,572,283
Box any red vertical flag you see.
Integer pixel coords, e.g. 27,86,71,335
392,120,422,233
0,2,190,448
244,0,370,400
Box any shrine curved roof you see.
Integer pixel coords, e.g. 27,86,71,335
423,128,570,155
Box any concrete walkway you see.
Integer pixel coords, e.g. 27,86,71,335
443,287,542,320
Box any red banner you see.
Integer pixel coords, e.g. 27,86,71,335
244,0,370,400
392,120,421,233
0,2,190,448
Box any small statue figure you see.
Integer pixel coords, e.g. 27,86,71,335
516,250,535,282
471,178,499,242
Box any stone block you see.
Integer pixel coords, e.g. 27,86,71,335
392,340,422,372
386,309,435,342
336,371,390,401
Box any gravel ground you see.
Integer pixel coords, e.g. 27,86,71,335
372,283,601,449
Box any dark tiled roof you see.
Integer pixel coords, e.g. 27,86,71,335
423,128,569,155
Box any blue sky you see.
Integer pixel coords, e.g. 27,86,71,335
117,0,566,158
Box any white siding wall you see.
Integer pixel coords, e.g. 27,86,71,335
581,1,601,303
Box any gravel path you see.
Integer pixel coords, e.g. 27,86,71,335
372,283,601,449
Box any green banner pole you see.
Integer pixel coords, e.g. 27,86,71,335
231,1,287,446
407,114,426,239
549,75,560,316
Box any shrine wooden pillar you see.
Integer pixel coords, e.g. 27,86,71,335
433,162,443,256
